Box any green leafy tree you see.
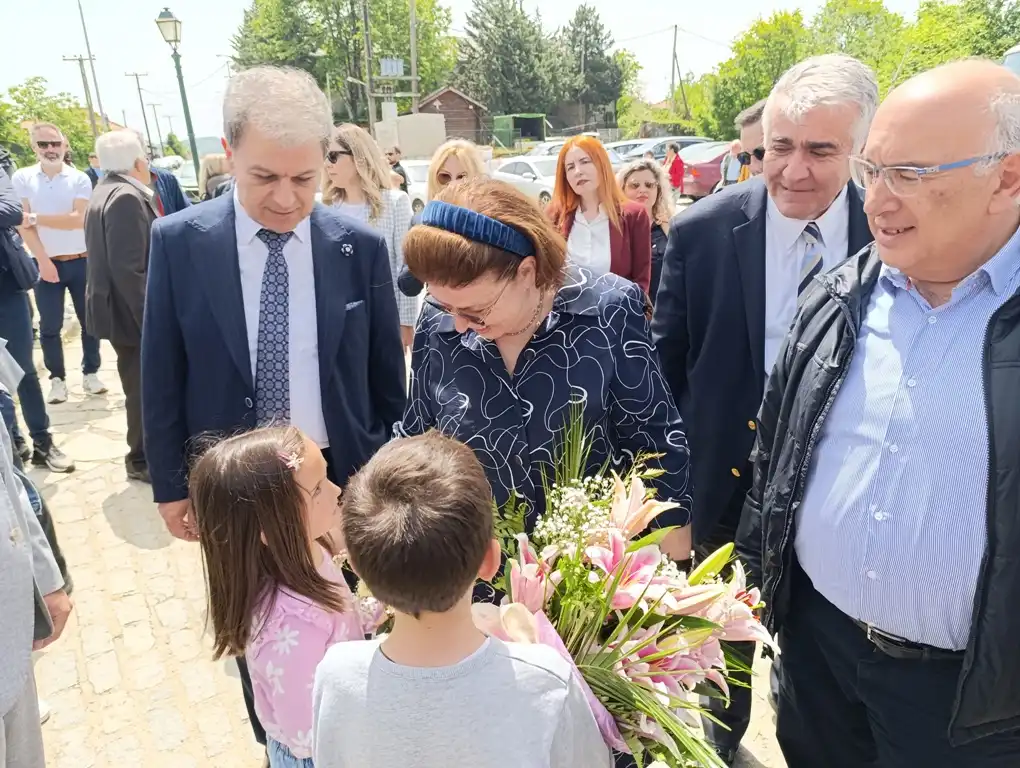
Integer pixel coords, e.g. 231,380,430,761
706,11,809,139
807,0,906,91
455,0,572,115
370,0,457,105
891,0,984,87
960,0,1020,60
614,50,646,138
164,132,188,158
5,77,93,166
232,0,324,73
562,5,623,109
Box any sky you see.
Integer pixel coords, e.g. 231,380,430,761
0,0,925,143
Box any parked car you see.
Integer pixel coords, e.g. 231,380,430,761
679,141,730,200
623,136,714,162
493,156,558,206
525,140,567,157
499,145,626,178
606,139,647,157
402,159,429,214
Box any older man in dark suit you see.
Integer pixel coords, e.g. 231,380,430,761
651,54,878,765
84,130,157,483
141,65,406,751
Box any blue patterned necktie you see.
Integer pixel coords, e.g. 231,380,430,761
798,221,824,300
255,229,294,423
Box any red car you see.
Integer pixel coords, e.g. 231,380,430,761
680,141,730,200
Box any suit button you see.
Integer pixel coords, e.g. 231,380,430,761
245,397,253,408
748,420,756,431
731,467,741,478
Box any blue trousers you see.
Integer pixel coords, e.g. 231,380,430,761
0,291,52,450
268,738,314,768
34,257,101,381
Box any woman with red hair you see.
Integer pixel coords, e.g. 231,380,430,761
546,137,652,293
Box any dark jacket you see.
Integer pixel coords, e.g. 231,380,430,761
141,194,407,503
651,179,871,542
84,174,157,345
558,201,653,292
150,166,190,215
392,162,408,193
736,243,1020,746
0,168,27,297
85,167,100,188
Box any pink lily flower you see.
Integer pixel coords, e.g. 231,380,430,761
586,531,665,610
609,473,680,540
700,560,776,649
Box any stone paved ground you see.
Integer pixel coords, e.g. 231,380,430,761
27,334,785,768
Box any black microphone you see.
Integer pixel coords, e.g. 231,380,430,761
397,266,424,297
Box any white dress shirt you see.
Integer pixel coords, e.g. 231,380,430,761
11,164,92,256
763,186,849,381
566,206,612,276
233,192,329,447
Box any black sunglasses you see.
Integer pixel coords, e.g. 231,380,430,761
36,140,62,149
326,149,352,164
737,147,766,165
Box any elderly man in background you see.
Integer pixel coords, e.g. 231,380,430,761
737,59,1020,766
0,388,73,766
652,54,876,764
85,131,158,484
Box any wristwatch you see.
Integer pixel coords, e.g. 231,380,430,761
25,212,37,227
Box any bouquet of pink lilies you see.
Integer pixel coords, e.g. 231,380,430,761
473,432,773,767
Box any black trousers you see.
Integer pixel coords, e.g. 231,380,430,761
111,342,145,470
236,446,344,748
778,560,1020,767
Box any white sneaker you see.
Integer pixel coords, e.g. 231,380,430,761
38,697,51,725
83,373,108,395
47,378,68,404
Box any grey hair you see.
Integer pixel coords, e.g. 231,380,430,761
223,66,332,152
95,130,145,174
764,54,879,153
29,123,63,141
735,99,767,131
989,89,1020,157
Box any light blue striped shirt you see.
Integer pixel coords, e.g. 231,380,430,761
795,229,1020,650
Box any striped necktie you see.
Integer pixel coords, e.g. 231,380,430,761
798,222,824,299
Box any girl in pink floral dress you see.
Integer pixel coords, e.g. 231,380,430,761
191,426,365,768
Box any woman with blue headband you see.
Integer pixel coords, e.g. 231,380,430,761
395,177,692,564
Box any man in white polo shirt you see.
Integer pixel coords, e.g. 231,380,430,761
13,124,106,418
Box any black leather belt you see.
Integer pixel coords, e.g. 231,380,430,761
851,618,963,661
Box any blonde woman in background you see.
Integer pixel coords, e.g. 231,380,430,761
323,123,415,350
396,139,488,300
198,153,231,200
618,158,675,301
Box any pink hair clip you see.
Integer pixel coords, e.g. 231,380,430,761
278,451,304,471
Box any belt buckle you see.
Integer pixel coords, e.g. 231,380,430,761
866,624,874,642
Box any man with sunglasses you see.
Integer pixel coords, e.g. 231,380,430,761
651,54,876,765
736,58,1020,767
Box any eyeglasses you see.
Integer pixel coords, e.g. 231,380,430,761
436,171,467,187
36,140,62,149
737,147,765,166
849,154,1006,197
326,149,352,164
424,279,513,326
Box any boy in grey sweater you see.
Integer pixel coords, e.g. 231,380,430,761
312,432,612,768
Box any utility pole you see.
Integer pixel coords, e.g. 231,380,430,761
125,72,153,157
64,55,99,140
77,0,109,130
121,109,128,129
670,25,677,114
409,0,419,112
164,115,176,136
361,0,377,135
149,104,164,157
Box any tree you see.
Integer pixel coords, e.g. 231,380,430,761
370,0,457,105
562,5,623,109
891,0,984,86
961,0,1020,60
232,0,323,73
4,77,93,166
455,0,571,115
705,11,809,139
165,132,188,158
807,0,906,90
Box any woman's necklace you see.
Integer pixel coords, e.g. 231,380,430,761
505,290,549,337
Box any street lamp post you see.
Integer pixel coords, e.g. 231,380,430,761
155,7,200,179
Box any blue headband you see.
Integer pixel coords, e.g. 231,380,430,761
419,201,535,258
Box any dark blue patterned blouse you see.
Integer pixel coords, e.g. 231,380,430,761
395,265,693,530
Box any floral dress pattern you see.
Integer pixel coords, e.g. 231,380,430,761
246,550,364,759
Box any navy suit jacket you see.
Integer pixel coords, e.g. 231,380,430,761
141,194,406,503
650,178,872,543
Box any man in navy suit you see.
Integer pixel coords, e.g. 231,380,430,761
141,65,405,748
651,54,878,765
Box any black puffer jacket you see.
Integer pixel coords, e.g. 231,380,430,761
736,243,1020,746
